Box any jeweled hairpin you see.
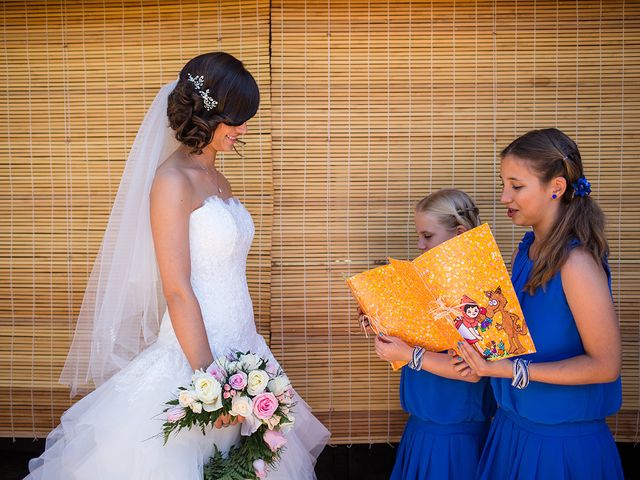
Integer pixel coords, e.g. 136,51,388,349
187,73,218,111
187,73,204,90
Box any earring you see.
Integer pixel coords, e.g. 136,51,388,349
552,194,557,199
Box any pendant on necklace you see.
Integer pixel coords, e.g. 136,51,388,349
213,170,222,195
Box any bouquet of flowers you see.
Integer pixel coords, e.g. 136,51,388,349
161,351,295,480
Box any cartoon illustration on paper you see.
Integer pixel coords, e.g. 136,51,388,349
484,286,528,355
454,295,487,355
346,224,536,366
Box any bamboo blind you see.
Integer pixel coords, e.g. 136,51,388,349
0,0,272,437
271,0,640,443
1,0,639,447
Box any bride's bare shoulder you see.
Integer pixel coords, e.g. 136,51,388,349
155,149,190,178
151,153,193,210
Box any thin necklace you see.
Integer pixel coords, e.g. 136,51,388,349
189,152,222,194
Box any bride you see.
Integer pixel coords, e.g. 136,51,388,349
27,52,329,479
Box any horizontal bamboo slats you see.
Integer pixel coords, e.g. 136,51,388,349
0,0,272,437
1,0,639,446
271,0,640,443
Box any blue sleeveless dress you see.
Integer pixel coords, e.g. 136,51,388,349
390,359,496,480
477,232,623,480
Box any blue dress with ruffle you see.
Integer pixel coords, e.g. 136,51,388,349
390,361,496,480
477,232,623,480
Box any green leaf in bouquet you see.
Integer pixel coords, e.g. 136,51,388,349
203,427,281,480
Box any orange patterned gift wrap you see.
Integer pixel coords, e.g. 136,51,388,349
346,223,536,369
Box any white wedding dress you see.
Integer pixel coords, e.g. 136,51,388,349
27,195,330,479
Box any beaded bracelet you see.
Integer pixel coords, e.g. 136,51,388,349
408,346,425,371
511,358,531,389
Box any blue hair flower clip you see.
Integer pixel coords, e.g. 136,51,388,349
572,176,591,197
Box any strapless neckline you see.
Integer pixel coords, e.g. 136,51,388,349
190,195,240,217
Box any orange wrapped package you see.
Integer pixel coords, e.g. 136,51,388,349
346,223,536,369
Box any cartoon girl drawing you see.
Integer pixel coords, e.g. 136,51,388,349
454,295,486,354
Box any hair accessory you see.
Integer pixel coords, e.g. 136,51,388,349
188,73,204,90
511,358,531,389
456,206,479,216
572,176,591,198
187,73,218,111
408,346,425,371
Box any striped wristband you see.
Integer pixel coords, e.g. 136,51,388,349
511,358,531,389
408,347,425,371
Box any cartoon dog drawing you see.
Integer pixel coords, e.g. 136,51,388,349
484,286,528,355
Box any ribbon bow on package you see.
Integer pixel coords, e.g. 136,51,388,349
346,223,536,369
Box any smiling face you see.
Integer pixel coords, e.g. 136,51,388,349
210,121,248,152
500,154,563,233
464,305,480,319
414,211,461,253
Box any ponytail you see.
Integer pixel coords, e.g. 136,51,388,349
501,128,609,294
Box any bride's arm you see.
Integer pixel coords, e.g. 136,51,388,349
150,167,214,371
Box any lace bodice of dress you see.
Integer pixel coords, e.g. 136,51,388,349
157,195,262,357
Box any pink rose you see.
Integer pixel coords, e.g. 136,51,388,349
265,361,278,376
252,392,279,420
228,372,248,390
207,365,227,383
165,406,186,423
253,459,267,479
263,428,287,452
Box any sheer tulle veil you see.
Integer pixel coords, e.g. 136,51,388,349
60,80,180,396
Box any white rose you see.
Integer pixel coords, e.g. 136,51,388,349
230,394,253,418
214,356,229,371
246,369,270,396
267,375,290,396
226,361,239,374
190,401,203,414
239,353,263,372
194,373,223,410
178,390,197,408
240,413,262,436
202,396,223,412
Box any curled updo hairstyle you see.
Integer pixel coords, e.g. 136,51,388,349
501,128,608,293
416,189,481,231
168,52,260,153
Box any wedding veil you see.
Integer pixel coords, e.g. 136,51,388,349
59,80,180,396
